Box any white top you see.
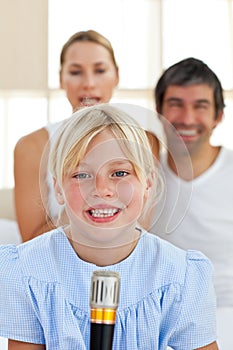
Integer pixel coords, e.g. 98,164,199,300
150,147,233,307
45,121,64,222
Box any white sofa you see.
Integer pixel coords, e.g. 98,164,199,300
0,188,21,244
0,188,16,221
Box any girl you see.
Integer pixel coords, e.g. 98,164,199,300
0,104,218,349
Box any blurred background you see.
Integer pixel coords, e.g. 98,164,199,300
1,0,233,188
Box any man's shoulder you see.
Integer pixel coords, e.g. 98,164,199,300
221,146,233,159
215,147,233,172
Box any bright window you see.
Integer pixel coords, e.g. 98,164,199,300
48,0,161,89
162,0,233,90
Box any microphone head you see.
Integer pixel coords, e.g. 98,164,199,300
90,270,120,309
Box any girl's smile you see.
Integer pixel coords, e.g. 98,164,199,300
86,206,121,222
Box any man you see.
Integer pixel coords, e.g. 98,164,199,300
151,57,233,350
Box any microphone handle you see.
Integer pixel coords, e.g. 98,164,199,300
90,323,115,350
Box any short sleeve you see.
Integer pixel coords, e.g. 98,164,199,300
0,245,45,344
168,250,217,349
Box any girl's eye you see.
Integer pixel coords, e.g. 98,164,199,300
112,170,129,177
75,173,91,179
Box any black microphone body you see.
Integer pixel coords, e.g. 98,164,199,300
90,323,115,350
90,270,120,350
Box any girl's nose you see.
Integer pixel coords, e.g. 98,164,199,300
92,175,114,198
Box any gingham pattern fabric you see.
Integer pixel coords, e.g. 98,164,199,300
0,228,217,349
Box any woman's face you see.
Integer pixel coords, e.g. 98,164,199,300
57,129,149,247
60,41,119,111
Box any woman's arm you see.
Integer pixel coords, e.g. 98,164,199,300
14,128,56,241
196,341,219,349
8,339,45,350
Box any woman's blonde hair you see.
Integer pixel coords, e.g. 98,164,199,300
50,104,161,218
60,29,118,73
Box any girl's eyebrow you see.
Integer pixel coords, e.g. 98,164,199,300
108,159,131,164
78,159,131,168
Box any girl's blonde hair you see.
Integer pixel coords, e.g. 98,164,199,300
49,104,161,218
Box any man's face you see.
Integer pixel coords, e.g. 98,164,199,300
160,84,223,157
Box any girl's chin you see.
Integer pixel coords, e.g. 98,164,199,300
71,228,137,249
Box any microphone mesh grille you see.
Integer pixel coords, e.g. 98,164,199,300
90,270,120,309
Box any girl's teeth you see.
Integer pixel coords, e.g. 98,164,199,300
90,208,119,218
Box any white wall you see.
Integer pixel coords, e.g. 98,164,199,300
0,0,48,89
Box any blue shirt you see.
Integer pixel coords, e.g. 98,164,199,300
0,228,217,349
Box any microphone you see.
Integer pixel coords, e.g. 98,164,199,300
90,270,120,350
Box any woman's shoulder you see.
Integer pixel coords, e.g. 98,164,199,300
15,120,65,152
14,126,49,156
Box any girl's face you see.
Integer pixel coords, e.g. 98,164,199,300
60,41,119,111
56,129,150,247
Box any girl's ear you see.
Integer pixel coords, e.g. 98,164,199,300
54,179,65,205
144,172,154,200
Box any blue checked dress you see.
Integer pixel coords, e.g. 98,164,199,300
0,228,217,349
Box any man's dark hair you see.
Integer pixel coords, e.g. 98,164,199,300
155,57,225,119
